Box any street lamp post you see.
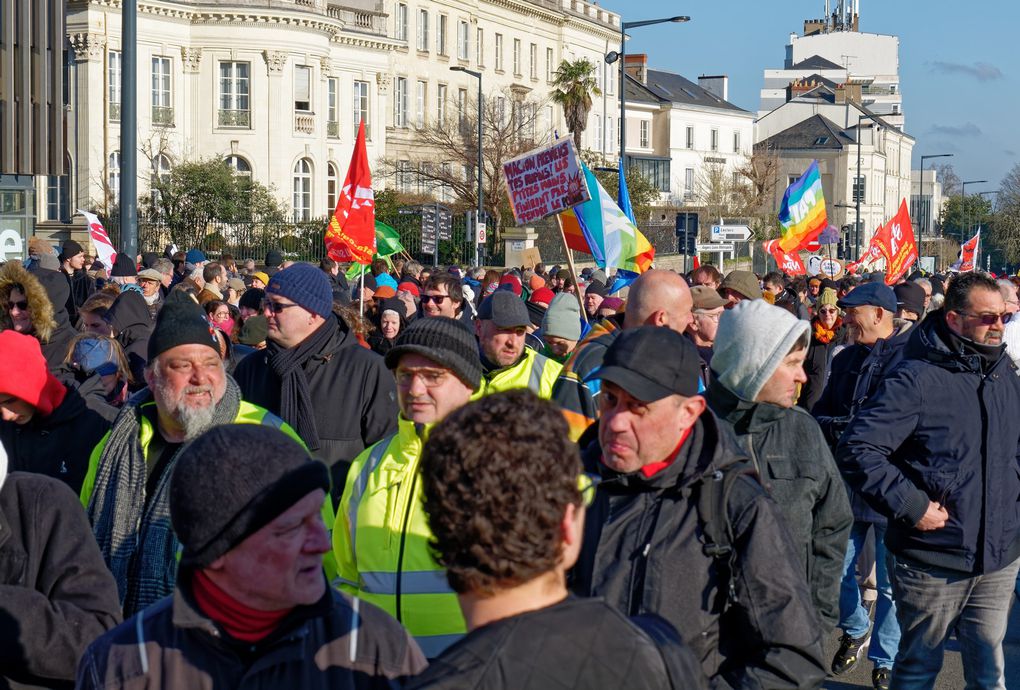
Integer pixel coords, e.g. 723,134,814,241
960,179,987,244
854,112,885,261
450,66,483,266
604,15,689,173
918,153,952,266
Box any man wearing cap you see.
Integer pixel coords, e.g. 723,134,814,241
706,301,852,632
571,326,827,687
334,317,483,658
264,248,284,276
553,269,694,441
685,285,727,387
583,280,608,321
233,263,398,502
78,425,426,689
136,268,165,319
59,238,95,325
893,281,926,324
811,280,908,684
81,294,306,615
540,292,582,364
718,269,763,307
474,290,562,399
0,331,112,494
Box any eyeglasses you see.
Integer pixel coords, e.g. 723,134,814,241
420,294,449,305
694,311,722,321
395,368,450,388
8,299,29,311
261,300,302,314
577,473,599,508
956,311,1009,325
818,308,839,315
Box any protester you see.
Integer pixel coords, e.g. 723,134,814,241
0,442,122,688
250,270,269,290
553,269,693,440
540,292,582,364
411,389,706,689
335,317,482,658
81,294,306,615
197,261,226,304
583,280,608,321
685,285,727,387
838,272,1020,688
65,332,134,411
104,288,155,388
707,300,852,631
718,269,764,307
367,297,407,356
893,281,926,324
234,314,268,356
59,238,96,325
109,252,138,286
232,263,398,500
571,326,827,686
237,286,264,321
912,276,934,313
690,264,723,290
78,424,426,688
264,248,284,276
136,267,165,319
475,290,561,398
225,277,245,306
800,287,841,411
597,295,624,318
420,274,465,321
77,292,116,335
762,271,786,296
0,261,78,373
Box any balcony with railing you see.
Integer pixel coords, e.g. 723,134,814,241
152,106,174,126
294,113,315,134
326,4,387,34
218,109,251,128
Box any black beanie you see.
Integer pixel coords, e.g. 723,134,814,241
60,239,84,260
384,316,482,390
111,252,137,277
170,424,330,567
142,251,160,269
265,249,284,268
238,287,265,313
147,292,220,361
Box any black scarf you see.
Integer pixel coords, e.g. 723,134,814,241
267,317,337,450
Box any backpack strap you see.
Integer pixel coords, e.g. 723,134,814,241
695,465,751,613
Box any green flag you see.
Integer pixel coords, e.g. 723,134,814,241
375,221,404,257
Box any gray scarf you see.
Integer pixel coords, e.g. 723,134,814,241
87,377,242,615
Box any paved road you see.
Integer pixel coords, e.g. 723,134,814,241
823,593,1020,689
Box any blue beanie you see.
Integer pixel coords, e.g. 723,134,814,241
185,248,207,264
376,273,398,291
266,263,333,318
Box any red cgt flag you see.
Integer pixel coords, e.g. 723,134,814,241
325,121,376,264
763,240,807,275
871,200,917,285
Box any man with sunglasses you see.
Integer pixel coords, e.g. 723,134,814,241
334,317,482,659
838,272,1020,688
233,263,398,503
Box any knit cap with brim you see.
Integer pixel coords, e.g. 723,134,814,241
171,424,330,568
542,292,582,341
147,292,220,361
266,263,333,319
719,270,762,300
818,287,838,308
711,299,810,402
384,316,482,391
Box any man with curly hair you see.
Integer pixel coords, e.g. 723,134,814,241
409,389,706,689
334,316,483,658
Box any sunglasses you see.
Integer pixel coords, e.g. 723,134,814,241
818,307,839,314
261,300,302,314
957,311,1010,325
420,294,449,305
578,473,599,508
8,299,29,311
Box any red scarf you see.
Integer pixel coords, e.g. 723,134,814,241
640,426,694,478
192,570,292,643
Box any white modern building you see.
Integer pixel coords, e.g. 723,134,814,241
910,167,946,244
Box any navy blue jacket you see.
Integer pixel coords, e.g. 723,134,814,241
836,312,1020,574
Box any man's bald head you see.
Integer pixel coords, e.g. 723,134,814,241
623,269,693,333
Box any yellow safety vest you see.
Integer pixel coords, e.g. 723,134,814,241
334,417,465,658
475,348,562,400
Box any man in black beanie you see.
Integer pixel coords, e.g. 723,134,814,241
59,238,95,325
81,292,308,615
334,316,482,659
78,425,426,689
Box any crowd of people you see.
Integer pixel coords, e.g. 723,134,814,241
0,237,1018,689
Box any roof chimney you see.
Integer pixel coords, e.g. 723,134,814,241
698,75,728,102
624,54,648,84
786,77,819,102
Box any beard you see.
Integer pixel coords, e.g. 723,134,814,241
152,373,220,440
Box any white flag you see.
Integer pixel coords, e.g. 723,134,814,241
77,209,117,271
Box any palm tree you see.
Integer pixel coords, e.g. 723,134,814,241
550,58,601,152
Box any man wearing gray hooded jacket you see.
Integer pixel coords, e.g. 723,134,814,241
707,300,853,631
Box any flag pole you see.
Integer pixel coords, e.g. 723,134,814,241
359,264,366,318
556,214,588,325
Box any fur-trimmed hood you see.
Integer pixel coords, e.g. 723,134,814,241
0,261,57,343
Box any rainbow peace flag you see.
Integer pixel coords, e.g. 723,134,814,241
778,160,828,252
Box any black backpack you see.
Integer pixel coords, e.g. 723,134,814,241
692,464,754,613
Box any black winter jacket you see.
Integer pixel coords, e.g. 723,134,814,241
706,382,852,631
105,290,153,389
571,411,827,689
0,473,121,689
0,385,111,495
409,596,707,689
63,268,96,327
837,310,1020,574
233,316,398,498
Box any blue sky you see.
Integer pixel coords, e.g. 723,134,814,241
595,0,1019,190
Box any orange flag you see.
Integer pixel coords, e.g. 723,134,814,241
325,121,376,264
872,200,917,285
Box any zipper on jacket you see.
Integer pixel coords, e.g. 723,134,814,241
394,470,420,625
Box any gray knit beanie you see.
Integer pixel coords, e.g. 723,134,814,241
384,316,483,391
711,299,810,402
542,293,581,340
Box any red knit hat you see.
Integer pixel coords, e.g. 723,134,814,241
0,331,66,416
529,287,555,306
397,281,420,298
499,274,523,297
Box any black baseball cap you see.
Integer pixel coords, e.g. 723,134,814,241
591,326,701,402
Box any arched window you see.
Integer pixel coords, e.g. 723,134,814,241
108,152,121,204
327,163,339,213
292,158,312,221
225,155,251,178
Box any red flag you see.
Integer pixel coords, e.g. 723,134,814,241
764,240,807,275
325,121,376,264
878,200,918,285
955,230,981,272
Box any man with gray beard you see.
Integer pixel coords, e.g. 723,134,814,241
80,293,306,615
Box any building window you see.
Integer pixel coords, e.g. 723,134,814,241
458,21,469,60
151,154,172,206
353,80,370,138
852,175,866,203
494,33,503,71
476,28,484,66
325,78,340,138
628,156,670,193
397,160,411,192
218,61,250,128
606,116,614,151
151,56,173,126
108,50,122,121
639,120,650,148
733,131,740,154
294,65,311,112
546,47,553,82
108,152,121,202
292,159,312,221
607,64,615,95
684,167,694,197
327,163,339,212
710,128,719,152
457,88,467,131
512,38,521,75
46,173,70,222
395,2,408,41
416,80,426,128
891,103,901,114
594,114,602,151
416,9,429,52
417,162,431,194
394,77,408,127
437,14,447,55
436,83,447,125
497,96,506,127
225,155,251,178
686,126,694,149
546,105,554,130
529,43,537,80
